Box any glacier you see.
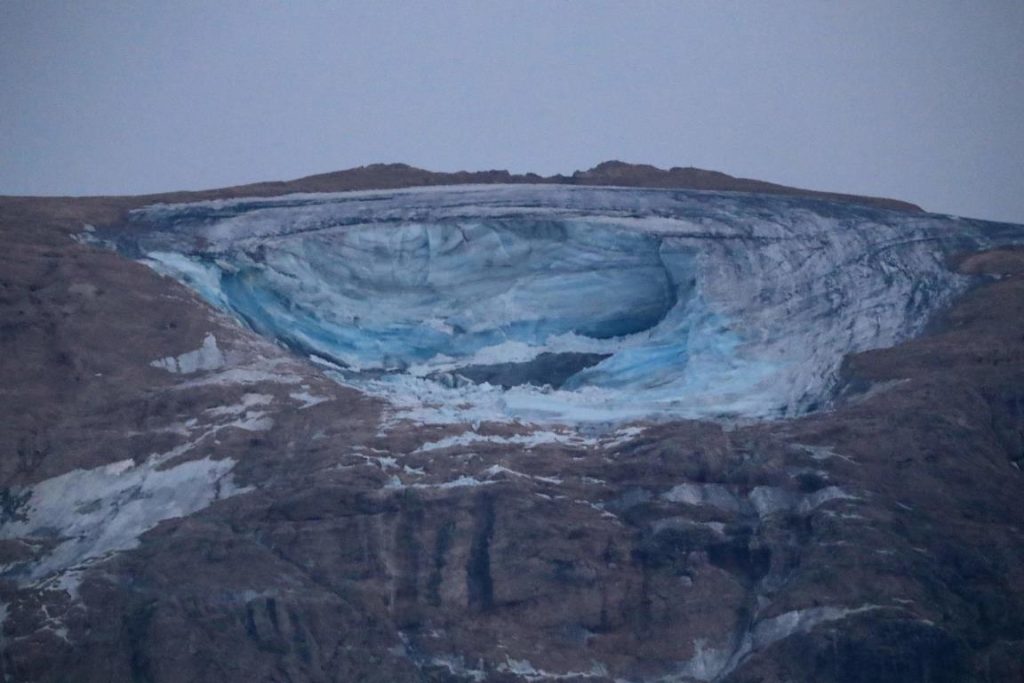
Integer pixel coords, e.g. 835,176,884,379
111,184,1019,423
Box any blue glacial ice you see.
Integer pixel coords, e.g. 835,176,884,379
116,184,1022,424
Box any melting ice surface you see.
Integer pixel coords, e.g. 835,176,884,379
119,184,1019,423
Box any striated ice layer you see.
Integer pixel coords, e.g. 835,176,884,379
117,184,1022,423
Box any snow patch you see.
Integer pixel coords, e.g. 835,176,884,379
288,389,329,408
150,333,225,374
481,465,563,485
675,605,880,681
663,483,744,513
423,654,487,682
794,443,858,464
204,392,273,417
662,482,858,519
749,485,858,517
171,358,304,389
386,475,494,491
0,450,251,590
415,429,594,453
414,424,646,453
497,656,609,680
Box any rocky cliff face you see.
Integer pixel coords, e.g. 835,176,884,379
1,165,1023,682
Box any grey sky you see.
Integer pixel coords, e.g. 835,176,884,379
1,2,1022,223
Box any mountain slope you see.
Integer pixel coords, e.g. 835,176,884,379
0,167,1022,683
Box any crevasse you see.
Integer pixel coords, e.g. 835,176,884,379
117,184,1014,423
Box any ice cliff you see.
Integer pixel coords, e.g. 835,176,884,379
114,184,1014,423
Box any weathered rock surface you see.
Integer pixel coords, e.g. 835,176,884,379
0,164,1022,682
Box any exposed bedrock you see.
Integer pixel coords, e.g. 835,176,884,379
2,187,1024,683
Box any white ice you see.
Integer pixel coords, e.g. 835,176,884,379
150,333,225,374
0,452,250,589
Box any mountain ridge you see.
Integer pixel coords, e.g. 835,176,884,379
1,160,923,215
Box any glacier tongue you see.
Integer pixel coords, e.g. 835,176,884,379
119,184,1007,423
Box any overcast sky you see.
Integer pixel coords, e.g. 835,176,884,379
1,2,1022,222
